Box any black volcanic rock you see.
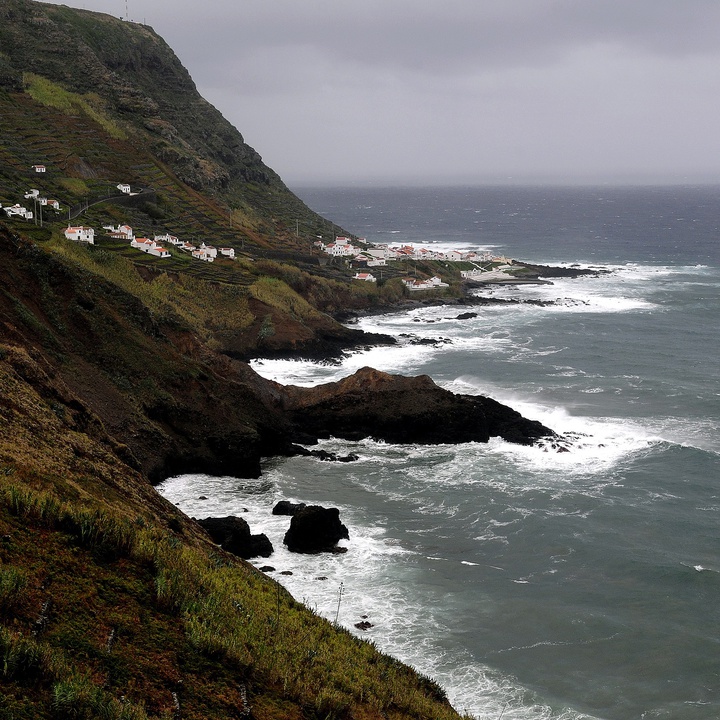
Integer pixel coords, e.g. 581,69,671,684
197,516,273,559
280,367,553,446
283,505,349,554
248,533,274,558
272,500,307,516
512,262,609,279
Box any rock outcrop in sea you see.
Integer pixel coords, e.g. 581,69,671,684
279,367,554,446
283,505,350,554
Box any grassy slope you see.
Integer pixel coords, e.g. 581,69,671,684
0,225,466,720
0,4,469,716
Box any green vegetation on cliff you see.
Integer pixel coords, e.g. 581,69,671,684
0,1,469,717
0,0,460,332
0,207,466,720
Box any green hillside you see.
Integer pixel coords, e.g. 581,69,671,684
0,2,469,718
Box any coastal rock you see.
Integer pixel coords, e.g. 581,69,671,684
288,446,359,462
197,516,273,559
281,367,553,446
511,262,609,279
272,500,307,516
310,449,359,462
283,505,349,554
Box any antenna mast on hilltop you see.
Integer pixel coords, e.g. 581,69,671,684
125,0,128,21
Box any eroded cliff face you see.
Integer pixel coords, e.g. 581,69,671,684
0,226,293,482
0,222,554,489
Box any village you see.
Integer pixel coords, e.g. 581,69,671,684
316,236,514,290
5,167,514,290
4,174,237,265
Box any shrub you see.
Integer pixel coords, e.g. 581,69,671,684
0,627,65,682
53,674,149,720
0,566,27,612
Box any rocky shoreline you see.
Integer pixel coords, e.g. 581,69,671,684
331,261,609,326
185,263,597,561
236,261,602,467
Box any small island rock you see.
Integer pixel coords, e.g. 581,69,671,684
283,505,349,554
272,500,307,516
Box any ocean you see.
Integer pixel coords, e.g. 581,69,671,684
157,185,720,720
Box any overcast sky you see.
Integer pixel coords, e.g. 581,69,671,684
41,1,720,185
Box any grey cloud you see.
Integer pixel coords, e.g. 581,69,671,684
161,0,720,78
38,0,720,183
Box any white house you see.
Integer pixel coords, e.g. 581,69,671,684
402,278,430,291
460,269,486,279
198,242,218,258
402,276,447,291
131,238,170,258
325,241,355,257
180,242,196,252
31,165,46,173
219,247,235,258
353,272,377,282
24,189,39,199
366,257,386,267
117,183,131,194
108,224,134,240
365,247,389,260
354,251,386,268
192,248,214,262
5,205,32,220
393,245,417,260
65,226,95,244
46,199,60,210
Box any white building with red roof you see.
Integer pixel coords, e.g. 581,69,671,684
192,248,214,262
131,238,170,258
64,226,94,244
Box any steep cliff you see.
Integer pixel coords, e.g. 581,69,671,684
0,3,555,717
0,0,310,219
0,222,471,720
